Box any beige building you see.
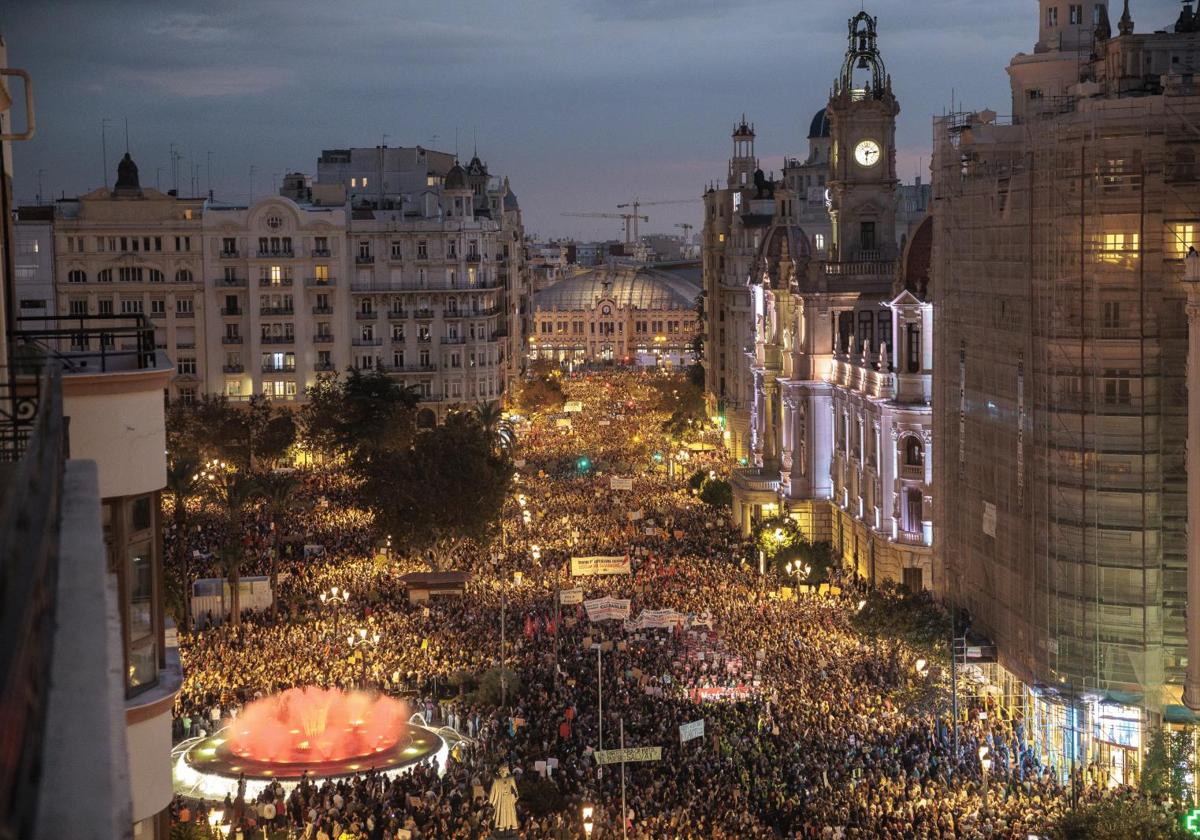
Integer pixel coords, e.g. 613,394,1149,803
52,154,206,402
529,262,701,366
933,0,1200,782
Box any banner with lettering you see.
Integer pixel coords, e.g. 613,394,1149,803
571,556,631,576
594,746,662,765
679,719,705,743
559,587,584,605
583,597,631,622
624,609,688,631
610,476,633,491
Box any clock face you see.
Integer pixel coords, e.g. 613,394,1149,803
854,139,881,167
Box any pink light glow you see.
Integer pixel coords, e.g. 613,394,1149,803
227,687,409,764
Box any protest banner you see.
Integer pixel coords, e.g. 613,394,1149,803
583,597,631,622
594,746,662,766
627,510,644,521
679,719,705,743
564,400,583,413
559,587,584,605
571,555,631,576
610,476,633,491
625,609,688,631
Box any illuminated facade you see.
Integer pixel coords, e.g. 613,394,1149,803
529,262,700,366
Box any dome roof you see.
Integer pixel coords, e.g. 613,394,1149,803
444,163,468,190
808,108,831,139
534,264,701,312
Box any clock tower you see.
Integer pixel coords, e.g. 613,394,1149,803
827,11,900,262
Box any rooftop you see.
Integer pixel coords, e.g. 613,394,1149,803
533,262,701,311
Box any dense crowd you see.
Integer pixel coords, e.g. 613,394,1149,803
170,370,1162,839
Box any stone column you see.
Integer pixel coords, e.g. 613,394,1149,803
1184,250,1200,710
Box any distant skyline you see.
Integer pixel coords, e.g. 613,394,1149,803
4,0,1186,241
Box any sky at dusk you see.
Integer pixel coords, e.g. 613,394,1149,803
4,0,1187,241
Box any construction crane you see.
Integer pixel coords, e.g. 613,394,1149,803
616,198,699,241
674,222,695,241
561,212,648,244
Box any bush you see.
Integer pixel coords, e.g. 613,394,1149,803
851,582,950,654
474,666,522,707
699,477,732,509
1049,795,1190,840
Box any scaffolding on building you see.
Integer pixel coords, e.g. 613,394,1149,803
934,94,1200,784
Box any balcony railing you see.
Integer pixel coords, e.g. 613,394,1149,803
259,277,294,287
256,249,294,258
356,311,378,320
222,364,244,373
414,308,435,319
176,310,195,319
306,277,336,287
352,337,383,347
260,335,295,345
314,361,336,371
11,314,161,374
261,365,296,374
312,247,331,257
312,306,333,315
314,334,334,343
899,463,924,481
260,307,294,316
895,530,926,546
388,310,409,320
441,336,466,345
221,336,243,345
0,362,65,839
219,249,239,259
217,277,247,288
356,255,375,264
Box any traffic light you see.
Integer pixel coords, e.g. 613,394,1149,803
652,452,663,463
577,457,591,472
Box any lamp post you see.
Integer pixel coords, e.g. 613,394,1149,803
582,804,594,839
978,746,992,812
319,586,350,637
347,627,381,688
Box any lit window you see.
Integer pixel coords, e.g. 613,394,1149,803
362,177,368,187
351,177,358,187
270,265,282,284
1100,232,1139,261
814,233,826,251
1168,223,1198,259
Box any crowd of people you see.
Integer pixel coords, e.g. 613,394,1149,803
169,369,1166,839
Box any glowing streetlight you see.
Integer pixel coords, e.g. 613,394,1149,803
347,627,382,687
979,746,993,810
319,586,350,637
582,804,595,838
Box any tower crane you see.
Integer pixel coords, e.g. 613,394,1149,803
674,222,694,241
560,211,648,244
615,198,699,241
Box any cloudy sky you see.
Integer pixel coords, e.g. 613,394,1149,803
4,0,1185,240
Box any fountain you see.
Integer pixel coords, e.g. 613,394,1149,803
174,687,446,799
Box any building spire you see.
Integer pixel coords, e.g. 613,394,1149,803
1118,0,1134,36
1095,2,1112,39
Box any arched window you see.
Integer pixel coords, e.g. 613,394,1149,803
175,268,193,283
97,269,113,283
67,269,87,284
904,436,924,467
148,269,164,283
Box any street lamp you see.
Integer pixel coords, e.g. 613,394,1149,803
319,586,351,637
531,544,542,562
207,810,229,839
347,627,382,687
915,658,928,677
582,804,595,838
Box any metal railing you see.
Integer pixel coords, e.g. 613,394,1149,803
0,363,65,840
11,314,160,374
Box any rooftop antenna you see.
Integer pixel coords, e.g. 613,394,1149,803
124,116,129,153
473,126,478,158
101,117,111,189
206,150,213,196
455,127,459,160
156,167,162,191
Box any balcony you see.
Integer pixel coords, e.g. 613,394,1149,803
465,253,482,263
388,253,404,264
313,334,334,344
312,247,331,257
220,307,242,316
258,277,294,287
414,308,435,319
441,336,466,345
388,310,409,320
730,466,780,496
221,335,243,345
899,463,924,481
175,310,195,319
312,306,333,315
356,255,375,265
260,335,295,345
219,249,239,259
391,364,437,373
149,311,165,320
356,311,378,320
217,276,247,288
895,530,926,546
314,361,336,372
306,277,336,287
417,335,432,344
352,337,383,347
260,306,294,316
256,249,294,258
261,365,296,374
175,342,196,350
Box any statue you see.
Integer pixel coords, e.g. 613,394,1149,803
488,764,519,837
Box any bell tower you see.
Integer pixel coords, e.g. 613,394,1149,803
728,115,758,189
827,11,900,262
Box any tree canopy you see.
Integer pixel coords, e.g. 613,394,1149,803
299,369,419,463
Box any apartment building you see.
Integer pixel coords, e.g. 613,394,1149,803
933,0,1200,784
51,154,205,402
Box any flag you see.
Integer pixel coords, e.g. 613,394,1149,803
420,637,429,650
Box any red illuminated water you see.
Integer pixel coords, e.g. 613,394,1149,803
227,687,409,764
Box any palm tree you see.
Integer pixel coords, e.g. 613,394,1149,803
256,471,301,621
206,470,261,628
474,400,513,456
165,456,203,633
